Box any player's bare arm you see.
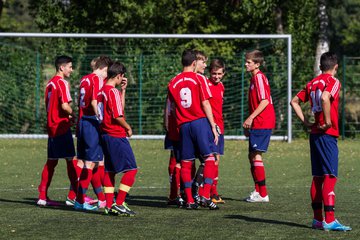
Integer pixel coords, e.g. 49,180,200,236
61,102,76,120
290,96,312,128
120,77,127,108
115,116,132,137
201,99,219,145
319,91,332,131
91,99,99,117
243,99,269,129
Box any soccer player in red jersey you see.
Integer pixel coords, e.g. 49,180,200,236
37,55,78,206
291,52,351,231
98,61,138,216
168,49,219,210
243,50,275,203
73,56,112,211
191,50,208,203
164,94,183,206
207,59,226,204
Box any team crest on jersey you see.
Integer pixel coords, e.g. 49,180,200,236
250,84,254,90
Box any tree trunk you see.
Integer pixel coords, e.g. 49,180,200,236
314,0,330,76
0,0,4,19
275,6,284,34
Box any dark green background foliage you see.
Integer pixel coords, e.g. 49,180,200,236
0,0,359,137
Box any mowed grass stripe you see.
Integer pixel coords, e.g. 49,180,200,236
0,139,358,239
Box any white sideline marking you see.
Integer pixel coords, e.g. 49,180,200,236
0,134,288,141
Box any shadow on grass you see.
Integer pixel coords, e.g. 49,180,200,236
224,214,310,229
127,195,169,209
0,195,175,210
0,197,104,215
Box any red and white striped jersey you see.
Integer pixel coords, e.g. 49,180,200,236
296,73,341,137
78,73,104,117
168,72,212,127
248,71,275,129
45,75,73,137
165,93,180,141
207,79,225,133
98,85,127,138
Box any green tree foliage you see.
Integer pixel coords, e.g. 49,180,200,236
1,0,359,135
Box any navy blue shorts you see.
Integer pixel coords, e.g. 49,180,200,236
179,118,216,161
214,134,224,155
48,129,75,159
310,134,339,177
164,134,181,163
101,134,137,174
248,129,272,153
77,116,103,162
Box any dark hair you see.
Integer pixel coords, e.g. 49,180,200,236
107,61,126,79
245,50,264,65
209,59,225,72
181,49,196,67
55,55,72,71
95,55,112,70
320,52,338,72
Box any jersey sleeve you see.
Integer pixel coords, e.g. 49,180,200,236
325,76,341,99
58,79,72,103
197,74,212,101
254,74,270,101
296,85,309,103
109,88,124,119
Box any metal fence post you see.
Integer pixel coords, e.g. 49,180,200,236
138,53,143,135
240,52,245,135
35,51,41,133
341,56,346,140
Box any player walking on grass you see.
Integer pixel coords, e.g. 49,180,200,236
73,56,112,211
98,61,138,216
168,49,219,210
243,50,275,203
37,55,78,206
291,52,351,231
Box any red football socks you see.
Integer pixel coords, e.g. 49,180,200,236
181,161,194,203
66,159,79,200
323,175,337,223
253,160,267,197
116,169,137,205
202,155,216,199
38,160,58,200
97,165,105,186
310,176,324,221
104,172,115,208
211,164,219,196
91,166,105,201
170,165,181,200
76,168,93,204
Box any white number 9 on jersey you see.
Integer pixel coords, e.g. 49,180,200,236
97,102,104,123
180,87,192,108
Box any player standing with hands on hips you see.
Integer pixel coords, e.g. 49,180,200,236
291,52,351,231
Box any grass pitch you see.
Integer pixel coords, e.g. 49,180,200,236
0,139,359,239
